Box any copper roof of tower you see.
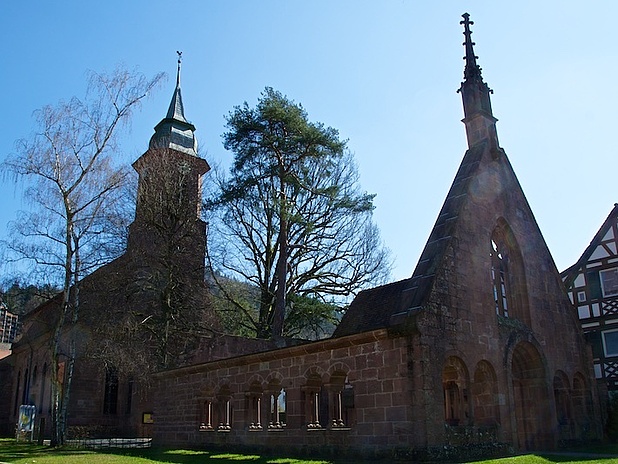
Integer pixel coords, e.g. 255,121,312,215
149,52,198,156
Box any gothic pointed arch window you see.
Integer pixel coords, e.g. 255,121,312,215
490,219,531,326
491,237,509,318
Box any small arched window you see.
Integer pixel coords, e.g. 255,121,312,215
216,385,233,431
328,371,352,428
247,381,263,430
442,356,470,426
267,378,286,429
200,399,215,430
303,373,324,429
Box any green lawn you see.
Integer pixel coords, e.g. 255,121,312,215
1,439,618,464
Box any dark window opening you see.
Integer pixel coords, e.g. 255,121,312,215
103,368,119,415
125,379,134,414
491,239,509,317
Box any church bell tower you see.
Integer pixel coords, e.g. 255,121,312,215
128,53,210,279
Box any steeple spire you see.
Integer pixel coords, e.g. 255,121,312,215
176,51,182,87
458,13,501,154
461,13,483,85
164,51,188,123
149,51,197,155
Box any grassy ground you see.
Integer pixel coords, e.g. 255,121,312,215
1,439,618,464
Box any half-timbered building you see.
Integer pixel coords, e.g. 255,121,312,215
562,204,618,396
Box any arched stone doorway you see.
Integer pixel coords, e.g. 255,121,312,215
572,372,592,440
553,370,573,441
511,341,552,450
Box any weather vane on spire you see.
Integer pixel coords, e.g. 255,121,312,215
176,51,182,87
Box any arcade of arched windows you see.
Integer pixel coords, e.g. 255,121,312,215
199,384,232,432
12,360,53,419
198,365,354,433
553,371,593,440
12,359,140,422
441,356,591,438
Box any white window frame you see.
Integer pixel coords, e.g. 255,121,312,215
602,329,618,357
600,268,618,298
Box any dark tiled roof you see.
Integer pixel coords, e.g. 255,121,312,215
149,81,198,156
333,278,414,337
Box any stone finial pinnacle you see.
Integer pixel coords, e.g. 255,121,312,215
458,13,500,152
460,13,483,83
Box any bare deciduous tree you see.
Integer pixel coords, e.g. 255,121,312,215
2,67,163,445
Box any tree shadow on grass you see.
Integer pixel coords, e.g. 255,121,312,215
0,439,100,462
114,448,334,464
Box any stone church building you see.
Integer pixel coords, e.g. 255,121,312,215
0,57,222,439
0,14,603,458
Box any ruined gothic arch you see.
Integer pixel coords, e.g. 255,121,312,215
510,341,551,450
472,360,500,426
572,372,592,439
553,370,572,427
490,218,531,326
442,355,470,426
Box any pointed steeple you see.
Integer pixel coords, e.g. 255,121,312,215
458,13,501,154
149,51,198,155
129,52,210,280
164,52,189,123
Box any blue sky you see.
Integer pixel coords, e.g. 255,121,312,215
1,1,618,282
